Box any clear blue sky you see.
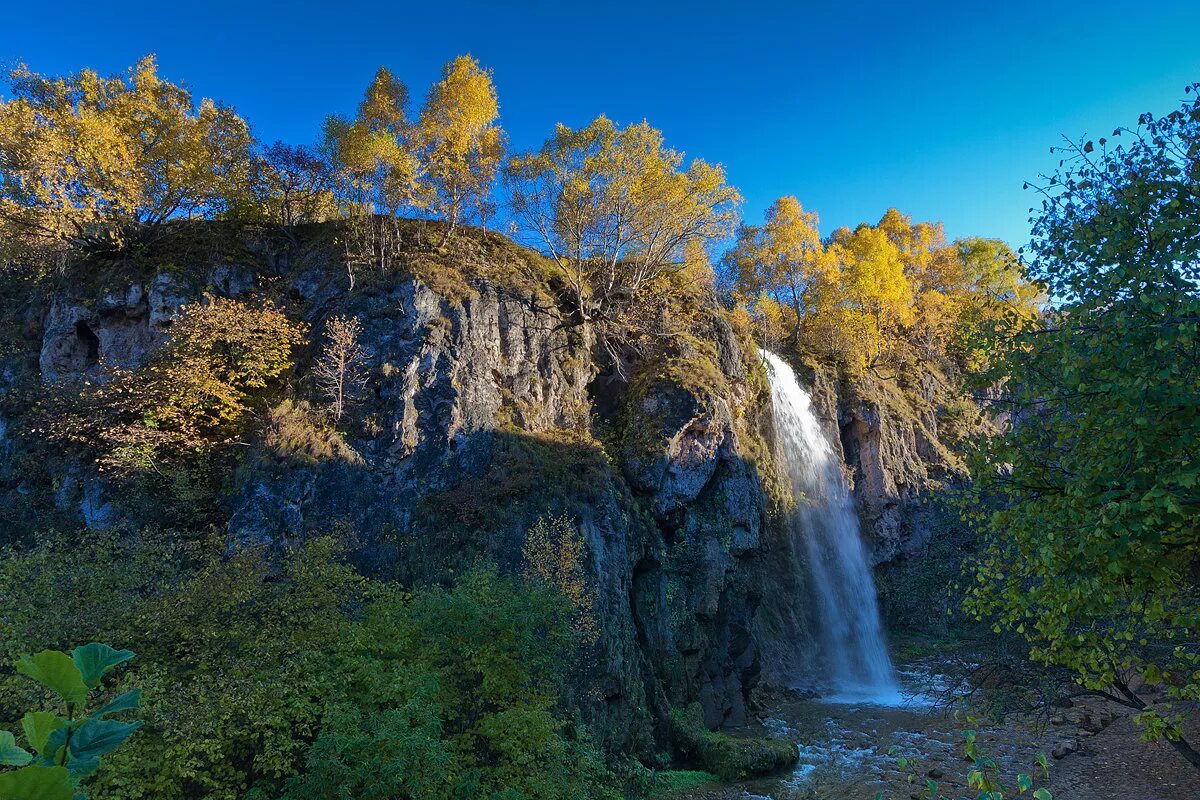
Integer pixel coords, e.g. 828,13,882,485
2,1,1198,249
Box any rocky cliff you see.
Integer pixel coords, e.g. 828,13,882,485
796,358,980,565
0,220,972,751
0,221,791,756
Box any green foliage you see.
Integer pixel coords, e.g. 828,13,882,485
0,643,141,799
0,531,366,799
668,703,797,781
283,565,619,800
878,730,1052,800
0,530,622,799
648,769,718,795
415,428,631,567
963,83,1200,760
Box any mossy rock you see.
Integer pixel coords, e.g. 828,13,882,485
669,702,798,781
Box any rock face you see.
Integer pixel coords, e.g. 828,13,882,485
799,361,970,563
14,224,783,751
618,332,773,728
13,224,966,746
39,269,245,381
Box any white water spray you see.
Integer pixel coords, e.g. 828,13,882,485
761,350,899,701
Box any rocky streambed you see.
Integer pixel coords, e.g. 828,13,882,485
670,658,1200,800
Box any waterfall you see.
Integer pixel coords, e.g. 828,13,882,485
760,349,899,701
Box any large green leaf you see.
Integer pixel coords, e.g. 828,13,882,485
63,751,101,779
70,644,134,689
14,651,88,708
38,727,69,767
0,765,75,800
19,713,66,757
68,718,142,762
0,730,33,767
90,689,141,719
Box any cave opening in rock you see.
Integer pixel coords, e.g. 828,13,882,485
74,320,100,366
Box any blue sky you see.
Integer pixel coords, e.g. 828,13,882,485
2,1,1198,249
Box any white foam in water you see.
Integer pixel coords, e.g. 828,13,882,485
761,350,900,704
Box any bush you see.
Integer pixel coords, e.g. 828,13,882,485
35,297,304,474
285,565,620,800
0,531,622,799
0,530,365,799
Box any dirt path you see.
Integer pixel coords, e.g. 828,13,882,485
1043,697,1200,800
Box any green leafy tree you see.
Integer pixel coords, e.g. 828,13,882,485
0,644,140,799
0,532,368,800
964,83,1200,769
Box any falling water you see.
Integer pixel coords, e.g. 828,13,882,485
761,349,899,701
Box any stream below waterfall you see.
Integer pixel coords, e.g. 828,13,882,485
713,658,1046,800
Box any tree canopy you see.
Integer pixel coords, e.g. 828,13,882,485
506,115,740,333
322,67,422,217
0,56,253,250
417,55,504,242
964,82,1200,767
723,204,1041,377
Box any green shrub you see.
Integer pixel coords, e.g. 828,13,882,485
284,565,620,800
0,530,367,799
0,531,623,799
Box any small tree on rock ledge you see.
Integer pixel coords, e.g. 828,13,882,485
314,315,369,423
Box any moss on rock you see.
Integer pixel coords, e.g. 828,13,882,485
669,702,798,781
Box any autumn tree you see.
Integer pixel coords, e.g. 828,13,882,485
0,56,253,252
964,84,1200,769
313,315,369,422
37,297,303,473
417,55,504,246
522,515,597,643
722,196,827,345
831,221,916,355
930,237,1043,372
253,141,337,228
323,67,421,217
506,116,740,336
